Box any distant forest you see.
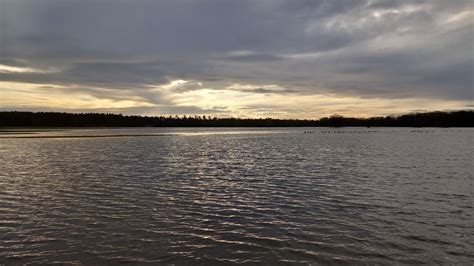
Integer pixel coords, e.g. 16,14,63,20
0,111,473,127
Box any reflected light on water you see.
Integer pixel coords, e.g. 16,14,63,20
0,128,473,264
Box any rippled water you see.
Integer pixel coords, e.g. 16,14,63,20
1,128,473,264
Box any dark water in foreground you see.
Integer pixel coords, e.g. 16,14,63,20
1,128,473,264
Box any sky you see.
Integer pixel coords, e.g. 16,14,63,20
0,0,473,118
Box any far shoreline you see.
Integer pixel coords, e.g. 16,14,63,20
1,110,473,128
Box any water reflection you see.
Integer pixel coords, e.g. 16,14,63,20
1,128,473,264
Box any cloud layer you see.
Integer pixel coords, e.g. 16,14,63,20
1,0,473,117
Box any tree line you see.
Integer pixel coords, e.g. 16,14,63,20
0,110,472,127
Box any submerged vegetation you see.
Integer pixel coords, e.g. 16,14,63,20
0,110,473,127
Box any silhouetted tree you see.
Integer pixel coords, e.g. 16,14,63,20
0,111,472,127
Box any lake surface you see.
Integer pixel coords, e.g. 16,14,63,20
1,128,473,264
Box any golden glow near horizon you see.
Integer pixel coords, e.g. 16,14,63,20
2,79,471,119
1,81,155,110
170,82,471,118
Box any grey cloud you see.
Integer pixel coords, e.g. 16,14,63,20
216,54,284,62
234,87,301,94
367,0,423,9
1,0,473,108
62,62,168,87
0,61,168,88
0,59,29,67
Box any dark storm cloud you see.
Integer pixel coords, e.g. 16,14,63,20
1,0,473,106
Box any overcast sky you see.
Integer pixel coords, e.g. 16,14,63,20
1,0,473,118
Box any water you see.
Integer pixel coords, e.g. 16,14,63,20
1,128,473,264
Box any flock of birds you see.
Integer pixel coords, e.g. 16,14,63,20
302,129,467,134
304,130,381,134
